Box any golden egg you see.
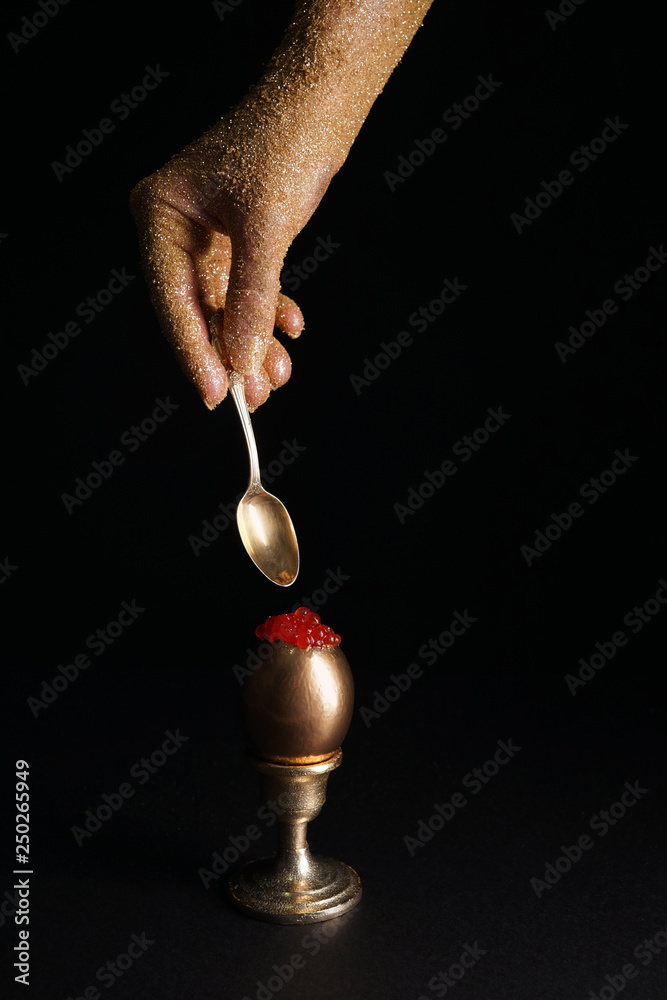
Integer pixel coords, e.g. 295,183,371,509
242,641,354,764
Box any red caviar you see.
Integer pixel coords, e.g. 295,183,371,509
256,607,342,650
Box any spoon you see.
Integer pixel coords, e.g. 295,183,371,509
212,330,299,586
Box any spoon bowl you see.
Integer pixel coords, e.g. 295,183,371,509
226,372,299,587
236,486,299,587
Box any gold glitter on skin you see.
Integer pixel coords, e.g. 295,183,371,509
130,1,434,411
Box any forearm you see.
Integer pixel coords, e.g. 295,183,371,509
255,0,435,167
178,0,434,224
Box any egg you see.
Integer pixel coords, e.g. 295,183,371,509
242,640,354,764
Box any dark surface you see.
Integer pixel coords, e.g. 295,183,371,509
3,2,666,998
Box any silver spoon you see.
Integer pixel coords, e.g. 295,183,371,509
212,331,299,586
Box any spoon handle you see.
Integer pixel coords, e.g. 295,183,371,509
210,324,263,492
228,372,262,492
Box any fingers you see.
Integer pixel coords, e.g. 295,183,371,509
132,182,302,411
276,293,305,338
214,296,294,409
131,187,229,409
243,344,290,409
161,273,229,410
263,338,292,388
244,369,272,411
244,339,292,409
212,313,292,410
193,231,232,317
221,224,288,375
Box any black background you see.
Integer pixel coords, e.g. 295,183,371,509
3,1,666,998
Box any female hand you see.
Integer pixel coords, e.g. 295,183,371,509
129,109,327,411
131,0,433,411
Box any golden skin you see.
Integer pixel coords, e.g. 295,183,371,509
130,1,433,411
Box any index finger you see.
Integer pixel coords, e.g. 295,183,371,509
131,185,228,410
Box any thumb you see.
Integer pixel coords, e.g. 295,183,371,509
222,236,284,375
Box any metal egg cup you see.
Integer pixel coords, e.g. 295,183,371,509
229,642,362,924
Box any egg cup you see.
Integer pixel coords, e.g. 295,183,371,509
229,640,362,923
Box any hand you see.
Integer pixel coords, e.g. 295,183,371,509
129,104,333,411
130,0,433,411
